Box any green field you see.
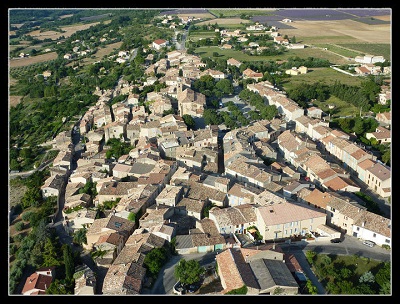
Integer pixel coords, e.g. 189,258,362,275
194,46,351,65
312,96,360,117
337,43,390,60
295,35,356,45
282,67,363,118
314,44,361,58
281,67,364,91
208,9,276,17
189,31,217,41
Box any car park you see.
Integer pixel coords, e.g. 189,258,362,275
362,240,375,248
330,238,342,243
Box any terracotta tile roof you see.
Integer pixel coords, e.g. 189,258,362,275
209,204,257,226
366,163,391,181
86,217,109,234
105,232,125,246
216,249,245,292
106,215,135,234
303,188,332,208
228,183,256,200
331,129,349,138
358,158,376,170
98,181,138,196
295,115,312,126
343,143,359,154
22,272,53,294
102,262,145,294
285,253,302,273
197,218,221,236
176,197,205,213
153,39,167,45
254,190,287,206
313,125,332,135
324,176,350,191
304,154,330,173
351,148,369,160
353,211,391,238
320,134,334,144
257,201,326,226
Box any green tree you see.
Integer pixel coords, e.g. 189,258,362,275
359,271,375,284
73,227,87,245
379,281,391,294
174,258,205,286
226,285,248,294
21,187,42,209
63,244,75,282
382,149,390,165
353,118,365,135
306,279,318,294
144,247,168,278
215,78,234,94
42,238,61,267
305,250,317,265
127,212,136,222
375,262,390,289
46,279,73,294
15,222,24,231
182,114,195,130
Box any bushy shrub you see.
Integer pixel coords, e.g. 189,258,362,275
21,211,34,222
15,222,25,231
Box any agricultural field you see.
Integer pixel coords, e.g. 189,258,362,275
195,46,351,65
313,44,361,58
9,52,58,68
278,19,390,45
160,9,214,19
336,43,390,60
25,20,111,40
188,31,217,42
208,9,276,17
196,18,252,26
68,41,123,66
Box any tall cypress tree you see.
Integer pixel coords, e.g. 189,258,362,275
63,244,74,282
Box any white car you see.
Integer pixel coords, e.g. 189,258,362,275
362,240,375,248
173,281,185,295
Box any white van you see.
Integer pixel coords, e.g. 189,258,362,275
362,240,375,248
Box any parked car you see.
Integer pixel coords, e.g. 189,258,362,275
362,240,375,248
330,238,342,243
187,282,201,293
173,281,186,295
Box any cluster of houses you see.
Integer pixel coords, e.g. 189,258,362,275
28,39,391,295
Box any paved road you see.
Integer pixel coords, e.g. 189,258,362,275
141,234,390,295
141,252,217,295
279,235,390,295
